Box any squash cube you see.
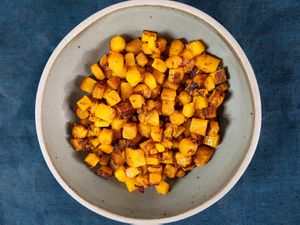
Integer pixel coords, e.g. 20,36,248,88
193,145,215,166
95,103,116,123
170,111,186,126
163,165,177,178
169,39,184,56
99,128,113,145
84,153,100,168
138,123,151,138
152,58,167,73
125,167,141,178
114,166,127,182
110,35,126,52
149,172,162,185
182,102,195,118
162,100,175,116
155,180,170,194
122,123,137,140
179,138,198,156
144,73,157,90
126,148,146,167
129,94,145,109
91,63,105,80
76,95,92,111
203,135,220,147
120,82,133,100
136,52,148,67
98,144,114,154
161,88,176,101
125,67,143,87
125,38,142,55
187,40,205,57
104,89,121,106
80,77,97,93
152,69,165,85
175,152,192,167
190,118,209,136
195,53,220,73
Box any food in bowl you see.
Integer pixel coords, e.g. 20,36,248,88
70,30,229,194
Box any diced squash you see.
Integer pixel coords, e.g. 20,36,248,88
70,138,86,151
138,123,151,138
194,96,208,110
150,86,161,99
146,156,159,165
125,178,138,192
75,107,90,119
76,95,92,111
80,77,97,93
125,67,144,86
125,167,141,178
162,100,175,116
168,67,184,84
142,42,153,55
97,166,113,179
98,144,114,154
111,150,126,166
210,68,227,84
84,153,100,168
160,150,174,164
95,103,116,123
157,37,167,52
142,30,157,42
125,52,136,66
134,83,151,98
122,123,137,140
149,172,162,185
208,90,225,108
110,35,126,52
155,180,170,194
207,121,220,136
111,118,127,130
129,94,145,109
98,154,110,166
104,90,121,106
163,80,180,90
190,118,209,136
94,120,110,128
203,105,217,119
120,82,133,100
176,169,186,178
108,52,124,76
165,56,182,69
72,124,88,138
114,166,127,182
169,39,184,56
91,63,105,80
178,91,191,104
180,49,193,63
155,143,165,153
175,152,192,167
152,58,167,73
170,111,186,126
152,69,165,85
99,54,108,67
182,102,195,118
150,127,163,142
99,128,113,145
193,145,215,166
203,135,220,147
161,139,173,150
91,83,106,99
216,82,230,91
187,40,205,57
195,53,220,73
126,148,146,167
144,73,157,90
140,139,156,153
107,77,121,90
161,88,176,101
204,76,215,91
136,52,148,67
148,165,162,173
125,38,142,54
178,138,198,156
146,110,160,126
164,165,177,178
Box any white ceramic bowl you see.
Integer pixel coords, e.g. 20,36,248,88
35,0,261,224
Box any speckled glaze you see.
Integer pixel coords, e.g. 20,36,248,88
35,1,261,224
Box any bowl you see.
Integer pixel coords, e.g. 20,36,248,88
35,0,261,223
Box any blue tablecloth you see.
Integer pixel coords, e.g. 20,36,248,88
0,0,299,224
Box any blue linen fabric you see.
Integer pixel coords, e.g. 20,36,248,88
0,0,299,224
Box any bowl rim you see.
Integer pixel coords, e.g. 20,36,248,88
35,0,262,224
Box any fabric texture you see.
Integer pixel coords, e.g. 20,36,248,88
0,0,299,224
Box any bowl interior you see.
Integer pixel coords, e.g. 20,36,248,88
39,5,255,220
